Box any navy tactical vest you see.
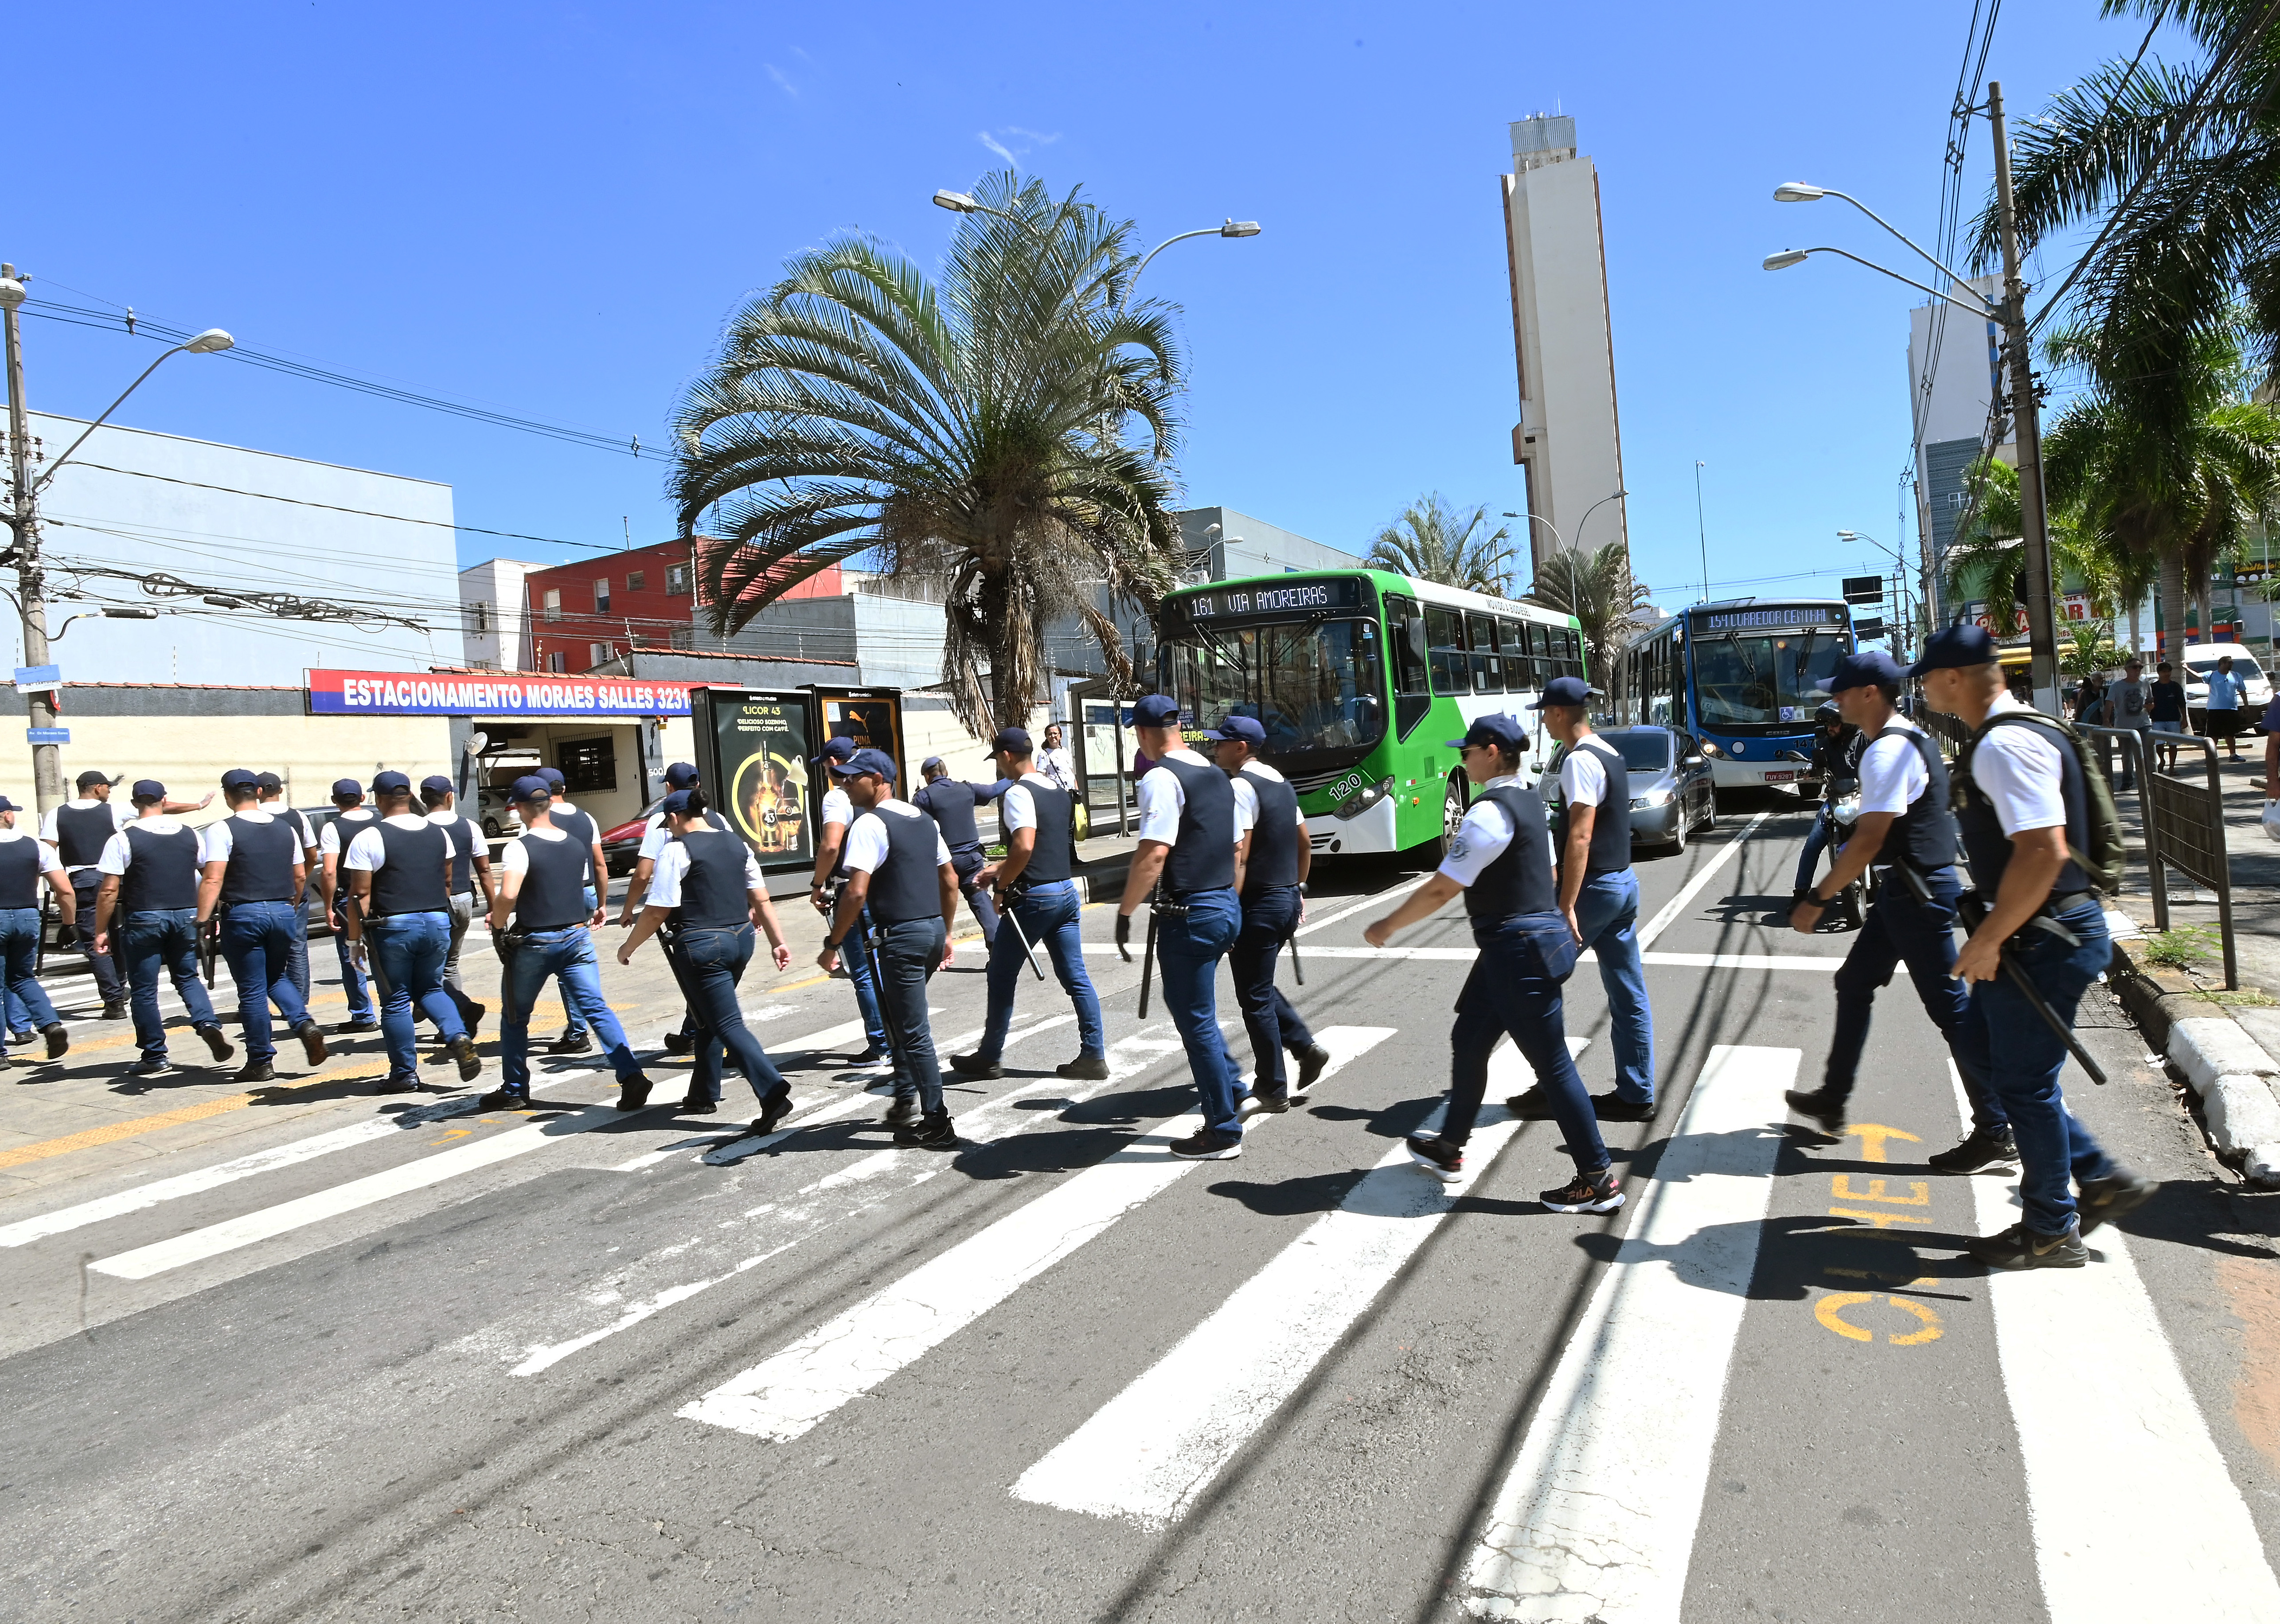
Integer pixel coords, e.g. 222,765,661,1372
1160,757,1236,894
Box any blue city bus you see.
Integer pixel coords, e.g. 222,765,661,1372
1611,599,1855,792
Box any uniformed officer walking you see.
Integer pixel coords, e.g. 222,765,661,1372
196,769,328,1082
618,787,795,1130
618,761,730,1054
40,769,132,1018
419,773,491,1045
1363,715,1622,1212
534,764,609,1054
318,779,382,1034
487,775,654,1112
807,739,891,1064
0,796,73,1064
1915,624,2156,1266
93,780,234,1076
1207,714,1331,1110
950,727,1108,1082
1781,651,2014,1170
1512,675,1655,1122
817,749,959,1146
1115,694,1250,1160
913,754,1003,959
340,771,482,1093
254,771,321,1005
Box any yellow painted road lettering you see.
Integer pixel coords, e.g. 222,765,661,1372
1815,1290,1945,1346
1841,1124,1921,1164
1816,1291,1877,1342
1830,1174,1930,1206
1827,1205,1932,1229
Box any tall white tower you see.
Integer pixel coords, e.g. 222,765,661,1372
1501,114,1628,571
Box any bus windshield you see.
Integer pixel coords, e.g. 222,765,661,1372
1691,628,1846,731
1162,618,1386,757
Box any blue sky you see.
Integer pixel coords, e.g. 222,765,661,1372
5,0,2167,615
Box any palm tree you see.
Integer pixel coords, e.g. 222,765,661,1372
1523,541,1651,684
670,171,1187,732
1363,496,1514,593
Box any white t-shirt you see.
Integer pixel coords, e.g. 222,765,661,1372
1230,760,1304,831
1438,775,1551,887
0,827,63,872
821,785,854,829
39,797,131,849
1857,719,1932,817
343,812,442,871
267,804,320,851
198,806,300,865
320,808,378,857
1135,749,1247,846
842,799,953,875
645,837,764,908
1000,771,1061,834
1970,696,2068,837
97,816,187,876
1036,745,1076,791
502,825,575,877
1555,739,1614,810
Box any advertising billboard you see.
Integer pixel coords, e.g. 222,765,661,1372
812,688,905,786
694,688,814,867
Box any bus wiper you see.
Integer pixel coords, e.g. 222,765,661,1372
1194,623,1250,675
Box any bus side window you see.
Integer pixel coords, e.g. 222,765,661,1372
1425,606,1466,696
1525,623,1551,689
1562,628,1585,680
1497,617,1527,693
1467,612,1502,694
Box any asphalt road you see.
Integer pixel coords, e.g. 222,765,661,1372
1,792,2276,1623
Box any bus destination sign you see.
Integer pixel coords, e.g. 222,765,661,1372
1695,605,1848,631
1175,576,1365,622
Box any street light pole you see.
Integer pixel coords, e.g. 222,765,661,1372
1988,80,2061,712
1694,461,1710,602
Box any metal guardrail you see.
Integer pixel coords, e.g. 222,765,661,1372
2081,724,2237,990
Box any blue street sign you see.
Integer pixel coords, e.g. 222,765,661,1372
25,728,69,744
12,666,60,688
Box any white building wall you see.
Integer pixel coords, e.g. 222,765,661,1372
20,412,465,685
459,557,539,670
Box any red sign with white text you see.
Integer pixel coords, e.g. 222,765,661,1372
305,669,695,718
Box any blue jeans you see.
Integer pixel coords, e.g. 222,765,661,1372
951,847,1001,943
287,905,311,1004
1950,897,2120,1235
976,880,1104,1063
366,912,466,1083
4,984,28,1036
1156,888,1245,1137
70,872,124,1002
1821,867,2004,1133
331,902,374,1022
219,900,312,1064
868,916,946,1111
119,909,218,1062
560,885,599,1037
842,903,890,1054
1795,804,1835,893
0,907,57,1031
664,923,788,1107
1450,911,1607,1173
500,926,640,1094
1230,885,1315,1088
1574,869,1653,1104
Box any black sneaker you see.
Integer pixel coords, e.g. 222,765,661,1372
1291,1044,1331,1095
297,1021,328,1066
478,1087,532,1110
1169,1128,1243,1161
1784,1087,1846,1137
1542,1168,1625,1213
677,1095,718,1115
1056,1053,1110,1081
850,1045,890,1066
1968,1220,2088,1269
449,1033,482,1082
753,1092,793,1137
196,1025,234,1063
2077,1171,2159,1235
41,1023,68,1060
100,1000,129,1021
232,1059,276,1083
882,1096,921,1129
374,1075,422,1095
1406,1134,1464,1182
1592,1090,1655,1122
548,1032,593,1056
336,1017,381,1035
462,1000,487,1040
949,1052,1003,1079
1506,1086,1556,1120
660,1031,692,1056
893,1108,957,1149
1244,1086,1291,1114
1927,1128,2017,1174
129,1057,176,1077
616,1075,654,1112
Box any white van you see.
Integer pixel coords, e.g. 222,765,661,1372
2179,643,2274,728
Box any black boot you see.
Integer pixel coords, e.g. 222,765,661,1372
893,1108,956,1148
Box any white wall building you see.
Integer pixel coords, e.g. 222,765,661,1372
1501,114,1629,570
458,557,539,670
1906,273,2007,612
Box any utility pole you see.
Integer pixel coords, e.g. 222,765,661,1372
1694,460,1710,602
1987,82,2061,713
0,266,64,815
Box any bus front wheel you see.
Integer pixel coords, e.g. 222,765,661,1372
1440,775,1468,860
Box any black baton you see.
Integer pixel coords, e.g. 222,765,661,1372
1285,930,1304,986
1949,885,2109,1086
1137,904,1159,1020
1002,895,1045,981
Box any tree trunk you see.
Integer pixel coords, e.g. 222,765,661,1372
2159,549,2187,659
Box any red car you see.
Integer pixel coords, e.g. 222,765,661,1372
600,799,662,876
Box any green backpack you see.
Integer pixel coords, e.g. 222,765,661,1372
1960,710,2127,896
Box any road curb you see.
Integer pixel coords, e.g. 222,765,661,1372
2109,940,2280,1187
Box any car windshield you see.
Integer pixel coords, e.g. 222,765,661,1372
1691,628,1846,731
2189,657,2263,682
1608,732,1671,771
1163,618,1386,757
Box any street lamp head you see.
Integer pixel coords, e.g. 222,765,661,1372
932,189,980,214
0,277,23,313
1220,219,1261,238
1762,249,1812,271
183,328,234,354
1774,182,1827,203
1837,530,1858,541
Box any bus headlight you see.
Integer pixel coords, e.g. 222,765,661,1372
1333,775,1395,819
1697,738,1725,758
1630,789,1675,809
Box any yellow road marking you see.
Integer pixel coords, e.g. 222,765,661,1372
1830,1174,1931,1206
1816,1289,1944,1346
1828,1204,1933,1229
0,1058,396,1169
1842,1123,1921,1163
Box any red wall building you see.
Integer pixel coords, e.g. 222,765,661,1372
524,538,842,674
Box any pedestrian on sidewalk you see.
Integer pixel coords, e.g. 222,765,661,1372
951,727,1109,1084
196,769,326,1083
2205,653,2250,760
1780,652,2013,1170
318,780,381,1035
254,772,320,1005
1363,713,1621,1214
2261,688,2280,802
912,755,1004,962
1115,694,1251,1161
0,796,73,1067
1916,623,2157,1268
2105,658,2152,791
618,761,730,1056
40,770,133,1020
1038,723,1087,863
1210,714,1331,1111
818,749,960,1147
93,780,234,1077
618,787,790,1129
806,740,891,1066
488,776,654,1112
2149,662,2189,772
340,771,481,1094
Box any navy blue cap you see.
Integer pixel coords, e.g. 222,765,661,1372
832,747,897,783
1446,713,1527,752
1829,650,1906,693
663,761,699,788
0,796,22,814
1208,714,1266,747
1527,675,1596,710
74,769,110,789
331,778,364,799
921,756,946,775
988,726,1031,756
1132,694,1183,727
255,771,283,793
371,770,412,794
536,766,566,791
509,774,552,802
660,788,699,816
420,774,455,796
808,738,856,767
1909,623,1998,676
220,768,259,791
131,779,166,801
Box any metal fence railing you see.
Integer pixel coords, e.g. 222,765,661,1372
2081,724,2237,990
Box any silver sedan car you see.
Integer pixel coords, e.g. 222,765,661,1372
1598,725,1716,853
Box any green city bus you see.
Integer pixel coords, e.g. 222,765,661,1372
1155,570,1586,858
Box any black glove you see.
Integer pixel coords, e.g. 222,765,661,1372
1115,911,1133,961
52,920,77,949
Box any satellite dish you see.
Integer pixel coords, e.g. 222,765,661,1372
465,731,489,756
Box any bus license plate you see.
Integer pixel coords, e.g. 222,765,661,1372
1762,770,1796,783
